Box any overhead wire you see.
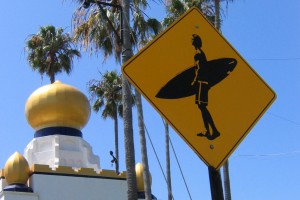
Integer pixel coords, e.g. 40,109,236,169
266,112,300,126
162,119,193,200
234,150,300,159
126,77,193,200
248,57,300,61
144,116,176,200
168,128,193,200
125,82,176,200
125,75,194,200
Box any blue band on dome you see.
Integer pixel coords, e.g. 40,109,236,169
35,127,82,138
4,184,33,193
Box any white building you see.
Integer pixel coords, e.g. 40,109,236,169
0,81,156,200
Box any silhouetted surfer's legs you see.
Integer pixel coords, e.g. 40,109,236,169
195,81,220,140
197,104,220,140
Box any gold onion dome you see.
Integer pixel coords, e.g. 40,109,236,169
4,152,30,185
25,81,91,131
135,162,152,192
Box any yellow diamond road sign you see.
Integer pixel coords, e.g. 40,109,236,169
122,7,276,170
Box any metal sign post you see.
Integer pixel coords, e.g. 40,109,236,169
208,167,224,200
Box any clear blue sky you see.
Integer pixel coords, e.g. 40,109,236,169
0,0,299,200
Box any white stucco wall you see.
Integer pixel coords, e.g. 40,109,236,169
29,173,127,200
0,174,156,200
24,135,100,170
0,191,38,200
0,179,7,192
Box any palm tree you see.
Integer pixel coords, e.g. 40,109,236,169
72,1,161,63
88,70,122,174
135,89,152,200
122,0,137,197
214,0,221,30
26,25,81,83
162,0,215,28
214,0,235,30
71,1,161,199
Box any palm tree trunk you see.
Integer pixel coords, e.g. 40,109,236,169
49,54,55,83
121,0,138,199
213,1,232,199
122,76,137,200
50,74,55,83
114,111,119,174
135,89,152,200
223,161,231,200
164,120,172,200
214,0,221,30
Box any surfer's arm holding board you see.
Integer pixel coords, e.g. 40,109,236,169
191,60,200,86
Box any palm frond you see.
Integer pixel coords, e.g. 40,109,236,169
88,70,124,120
26,25,80,83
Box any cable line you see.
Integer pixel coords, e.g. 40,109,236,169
144,121,175,200
267,112,300,126
169,132,193,200
235,150,300,158
124,74,176,199
248,57,300,61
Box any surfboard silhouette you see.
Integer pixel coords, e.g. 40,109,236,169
156,58,237,99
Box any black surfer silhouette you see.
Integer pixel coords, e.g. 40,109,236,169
156,34,237,140
190,34,220,140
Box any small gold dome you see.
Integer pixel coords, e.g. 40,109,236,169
135,162,152,192
4,152,30,185
25,81,91,130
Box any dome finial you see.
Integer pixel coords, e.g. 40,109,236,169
3,152,33,192
135,162,152,192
